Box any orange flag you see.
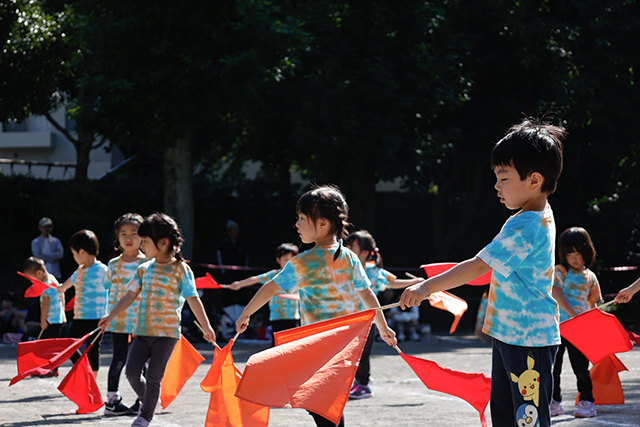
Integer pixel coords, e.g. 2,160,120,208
235,310,376,424
159,335,205,409
575,353,627,406
421,263,492,286
428,291,468,334
560,308,633,365
401,353,491,427
57,344,104,414
201,339,269,427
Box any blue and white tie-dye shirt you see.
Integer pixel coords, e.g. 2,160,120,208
477,203,560,347
357,263,396,310
256,269,301,321
273,243,371,325
41,275,65,325
553,265,600,323
70,261,109,319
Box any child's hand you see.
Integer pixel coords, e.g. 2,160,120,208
235,314,250,334
40,320,48,331
378,326,397,347
615,287,635,304
97,315,110,330
56,285,65,293
229,282,242,291
399,281,430,309
201,324,216,343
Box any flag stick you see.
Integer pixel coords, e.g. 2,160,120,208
90,326,102,336
37,329,44,340
596,299,617,310
394,345,403,354
89,330,103,346
232,331,240,342
376,302,401,311
405,272,418,279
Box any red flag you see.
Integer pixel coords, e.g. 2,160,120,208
18,271,54,298
159,335,205,409
401,353,491,427
58,344,104,414
196,272,222,289
576,354,627,406
628,331,640,346
65,296,75,312
236,310,376,424
11,332,93,385
428,291,468,334
421,263,492,286
201,340,269,427
560,308,633,364
275,293,300,301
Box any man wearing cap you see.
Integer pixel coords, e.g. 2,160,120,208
31,217,64,280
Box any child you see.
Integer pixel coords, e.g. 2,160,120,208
57,229,108,378
228,243,301,345
22,257,65,376
400,118,564,427
103,214,146,416
345,230,421,399
98,213,215,427
550,227,601,418
235,185,397,427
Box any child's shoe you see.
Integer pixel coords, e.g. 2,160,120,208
573,400,596,418
549,399,563,417
131,415,150,427
104,396,132,416
129,398,141,414
349,383,373,400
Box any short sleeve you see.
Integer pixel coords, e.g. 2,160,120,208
127,267,143,293
553,265,567,288
178,263,198,299
477,214,535,278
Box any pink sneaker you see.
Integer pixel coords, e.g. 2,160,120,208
549,399,563,417
574,400,596,418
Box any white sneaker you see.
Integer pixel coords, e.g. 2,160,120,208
574,400,596,418
549,399,563,417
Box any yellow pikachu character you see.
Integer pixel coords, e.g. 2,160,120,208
510,355,540,407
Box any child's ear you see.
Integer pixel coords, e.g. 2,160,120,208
317,217,329,230
529,171,544,191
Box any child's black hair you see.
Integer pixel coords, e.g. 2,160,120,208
558,227,596,269
23,257,46,275
491,117,565,194
296,185,350,261
138,213,184,261
276,243,299,259
111,213,143,258
345,230,382,267
68,229,100,256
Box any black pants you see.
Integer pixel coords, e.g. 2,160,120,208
108,332,131,392
41,323,62,339
490,339,557,427
270,319,300,346
354,328,375,385
552,337,594,402
67,318,101,371
309,411,345,427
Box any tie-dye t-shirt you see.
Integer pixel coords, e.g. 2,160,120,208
41,275,65,325
553,265,600,322
104,255,146,334
256,269,301,321
273,243,371,325
127,259,198,338
357,263,396,310
71,261,109,319
477,203,560,347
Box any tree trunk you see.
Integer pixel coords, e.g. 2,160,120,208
163,132,194,259
74,135,93,181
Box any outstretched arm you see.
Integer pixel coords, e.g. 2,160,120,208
615,277,640,304
235,281,280,333
399,257,491,309
228,276,261,291
387,277,423,290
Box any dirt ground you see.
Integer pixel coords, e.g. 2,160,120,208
1,333,639,427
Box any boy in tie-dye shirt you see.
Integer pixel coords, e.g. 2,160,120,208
228,243,301,345
58,229,108,376
400,118,565,427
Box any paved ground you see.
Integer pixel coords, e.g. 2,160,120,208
1,333,639,427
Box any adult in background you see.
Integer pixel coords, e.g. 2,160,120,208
216,220,250,306
31,217,64,281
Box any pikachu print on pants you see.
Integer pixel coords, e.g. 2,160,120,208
510,354,540,407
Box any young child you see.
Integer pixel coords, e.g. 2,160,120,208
103,214,146,416
400,118,565,427
98,213,216,427
228,243,301,345
22,257,65,376
345,230,421,399
235,185,397,427
550,227,601,418
57,229,108,378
